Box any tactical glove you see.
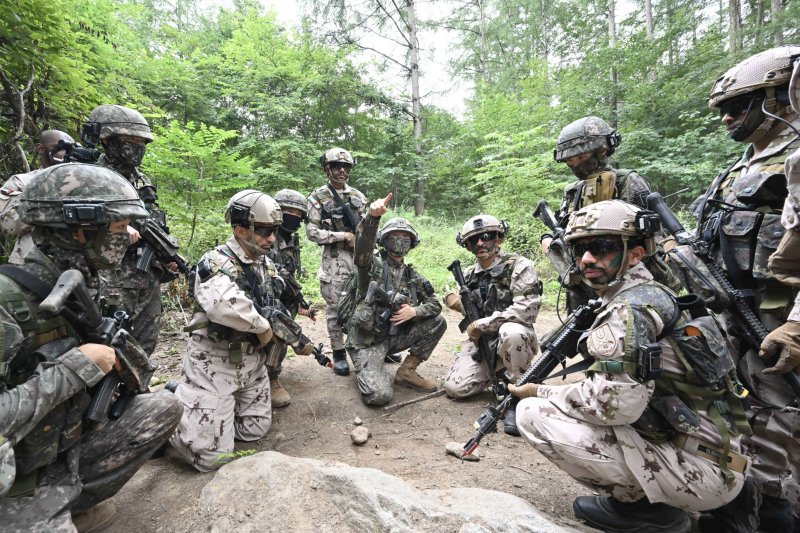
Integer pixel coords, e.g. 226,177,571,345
759,321,800,375
443,292,465,315
508,383,539,399
256,327,273,349
466,320,485,342
293,343,315,356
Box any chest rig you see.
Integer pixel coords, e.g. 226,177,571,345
311,186,365,258
0,269,88,496
564,169,636,215
465,254,518,319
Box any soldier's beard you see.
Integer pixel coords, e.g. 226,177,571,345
237,233,271,257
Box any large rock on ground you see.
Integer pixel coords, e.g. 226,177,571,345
185,451,576,532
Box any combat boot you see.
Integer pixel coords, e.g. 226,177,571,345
271,378,291,408
72,502,116,533
503,397,520,436
394,355,437,392
573,496,690,533
332,348,349,376
697,476,761,533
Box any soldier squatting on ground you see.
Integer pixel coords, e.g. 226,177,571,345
0,163,181,532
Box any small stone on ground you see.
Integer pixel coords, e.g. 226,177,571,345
446,441,480,461
351,426,370,445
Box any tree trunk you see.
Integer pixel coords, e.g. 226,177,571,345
608,0,618,129
772,0,783,45
407,0,425,216
729,0,741,51
0,68,35,173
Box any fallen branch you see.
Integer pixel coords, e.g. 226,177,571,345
382,389,445,413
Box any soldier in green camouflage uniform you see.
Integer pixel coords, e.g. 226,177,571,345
83,105,178,355
267,189,315,407
306,148,368,376
346,193,445,406
0,163,181,532
0,130,75,264
516,200,751,533
542,116,680,311
695,46,800,533
169,190,315,472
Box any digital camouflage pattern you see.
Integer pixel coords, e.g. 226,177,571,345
85,104,154,142
554,116,620,162
306,182,367,351
169,237,277,471
444,249,541,398
517,263,747,512
267,228,302,377
346,214,445,405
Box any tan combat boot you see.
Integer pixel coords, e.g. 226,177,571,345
72,502,116,533
271,378,291,408
394,355,438,392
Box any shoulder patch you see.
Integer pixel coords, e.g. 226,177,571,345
587,322,619,358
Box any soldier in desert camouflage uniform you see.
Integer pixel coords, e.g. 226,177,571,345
542,116,679,311
267,188,315,407
695,46,800,533
306,148,367,376
0,129,75,264
83,104,178,355
169,190,314,472
345,193,445,406
515,200,751,533
0,163,181,532
443,214,541,436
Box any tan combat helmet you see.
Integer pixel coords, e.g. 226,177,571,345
319,147,355,167
456,214,509,247
226,190,283,227
83,104,154,144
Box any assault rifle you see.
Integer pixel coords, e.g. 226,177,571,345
647,192,800,399
39,269,157,423
133,218,189,275
448,259,503,400
281,270,317,321
463,299,602,456
253,300,331,369
365,280,411,336
533,199,595,303
327,183,360,232
55,139,101,164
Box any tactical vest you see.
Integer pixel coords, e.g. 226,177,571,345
309,185,365,258
465,254,519,318
584,281,750,483
564,169,639,216
0,273,88,495
271,231,301,278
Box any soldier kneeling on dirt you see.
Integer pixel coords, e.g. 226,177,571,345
513,200,751,533
342,193,445,406
169,190,315,472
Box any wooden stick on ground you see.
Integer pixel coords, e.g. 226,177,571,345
382,389,446,414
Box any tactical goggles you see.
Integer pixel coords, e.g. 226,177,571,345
571,238,624,259
467,231,499,247
718,96,758,117
251,225,276,237
328,162,352,171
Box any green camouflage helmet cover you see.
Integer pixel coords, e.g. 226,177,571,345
85,104,154,142
564,200,657,255
456,214,509,246
20,163,148,228
226,190,282,226
319,147,355,167
274,189,308,217
554,116,621,162
378,217,420,248
708,45,800,108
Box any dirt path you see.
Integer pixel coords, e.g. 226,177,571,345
107,308,598,532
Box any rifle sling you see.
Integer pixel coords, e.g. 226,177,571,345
0,265,53,300
543,357,594,381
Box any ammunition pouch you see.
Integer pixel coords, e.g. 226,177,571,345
732,171,787,210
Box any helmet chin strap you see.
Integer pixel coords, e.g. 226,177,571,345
579,238,630,291
738,88,779,143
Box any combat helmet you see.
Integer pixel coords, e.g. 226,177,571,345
378,217,420,249
319,147,355,167
790,51,800,114
554,116,621,163
226,190,282,227
564,200,660,289
456,214,509,248
20,163,147,228
83,104,154,145
274,189,308,219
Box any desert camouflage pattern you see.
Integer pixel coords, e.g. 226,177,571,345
0,170,40,264
517,263,746,511
444,250,541,398
0,246,180,531
306,183,367,350
781,148,800,320
346,214,445,405
169,237,276,471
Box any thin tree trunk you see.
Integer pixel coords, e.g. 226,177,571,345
772,0,783,45
729,0,741,51
645,0,656,81
408,0,424,216
0,68,35,173
608,0,618,129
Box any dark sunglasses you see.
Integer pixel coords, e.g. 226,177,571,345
251,225,276,237
571,238,624,258
719,96,758,118
467,231,499,246
329,162,352,171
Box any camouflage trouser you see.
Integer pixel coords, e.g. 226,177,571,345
266,308,298,380
444,322,537,399
742,405,800,503
0,391,181,532
349,315,446,406
320,274,348,351
110,280,162,356
169,335,271,472
517,397,745,512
